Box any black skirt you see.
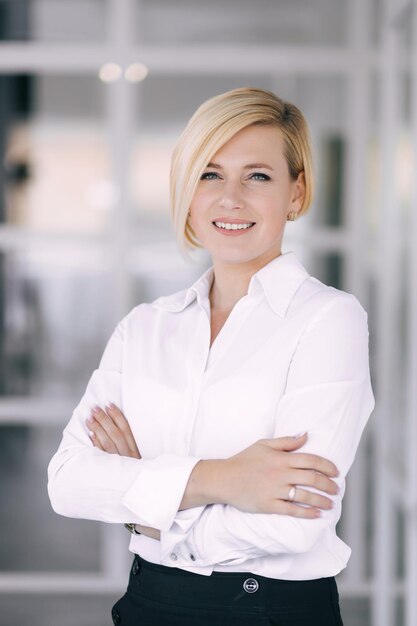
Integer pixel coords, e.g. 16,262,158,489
111,553,344,626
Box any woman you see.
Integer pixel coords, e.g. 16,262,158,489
48,87,375,625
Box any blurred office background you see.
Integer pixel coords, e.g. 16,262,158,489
0,0,416,625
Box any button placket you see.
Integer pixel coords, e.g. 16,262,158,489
205,295,258,370
183,309,212,450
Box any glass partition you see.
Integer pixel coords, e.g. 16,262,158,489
0,244,116,398
1,74,111,234
0,0,108,42
0,424,101,572
138,0,348,46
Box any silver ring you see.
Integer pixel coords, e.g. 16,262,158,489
288,486,296,502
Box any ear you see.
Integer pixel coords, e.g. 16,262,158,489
290,171,306,211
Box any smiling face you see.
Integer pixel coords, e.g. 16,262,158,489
188,124,305,268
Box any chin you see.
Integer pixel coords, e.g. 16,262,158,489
209,249,258,265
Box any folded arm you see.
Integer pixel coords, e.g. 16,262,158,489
49,310,333,536
47,312,201,531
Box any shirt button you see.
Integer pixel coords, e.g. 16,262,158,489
111,608,121,624
132,559,140,575
243,578,259,593
189,553,196,561
170,552,178,561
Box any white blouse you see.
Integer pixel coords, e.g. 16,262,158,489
48,251,375,581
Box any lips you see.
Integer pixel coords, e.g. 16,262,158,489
210,216,257,236
212,219,256,232
213,221,254,228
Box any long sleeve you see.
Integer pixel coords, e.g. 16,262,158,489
47,310,201,531
159,294,375,567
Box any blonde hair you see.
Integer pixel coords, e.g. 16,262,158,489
169,87,314,257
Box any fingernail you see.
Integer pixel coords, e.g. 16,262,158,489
86,416,94,424
294,431,307,439
88,430,94,438
92,406,100,414
314,510,322,517
108,402,116,409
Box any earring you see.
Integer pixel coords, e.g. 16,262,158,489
287,211,298,221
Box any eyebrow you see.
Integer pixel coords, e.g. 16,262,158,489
206,161,274,171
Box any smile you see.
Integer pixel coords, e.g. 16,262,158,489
213,221,255,230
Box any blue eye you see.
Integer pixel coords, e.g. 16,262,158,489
251,172,270,181
200,171,271,181
200,172,219,180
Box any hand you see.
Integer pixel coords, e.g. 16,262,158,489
87,404,160,540
86,403,141,459
220,433,340,518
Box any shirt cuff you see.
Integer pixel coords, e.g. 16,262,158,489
160,516,215,573
159,506,205,564
121,454,201,531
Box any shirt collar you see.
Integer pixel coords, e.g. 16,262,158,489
151,265,214,314
251,251,310,317
152,251,310,318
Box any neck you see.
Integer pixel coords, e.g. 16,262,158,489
209,249,282,311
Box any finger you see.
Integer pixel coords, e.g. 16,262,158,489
91,407,132,456
289,468,339,496
105,404,141,458
290,452,339,477
262,433,308,452
87,415,119,454
287,486,334,511
88,429,105,451
272,500,323,519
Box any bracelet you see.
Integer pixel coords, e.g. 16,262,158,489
124,523,141,535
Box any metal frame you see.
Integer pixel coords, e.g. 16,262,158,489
372,1,402,623
405,1,417,625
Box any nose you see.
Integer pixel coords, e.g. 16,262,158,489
219,179,246,210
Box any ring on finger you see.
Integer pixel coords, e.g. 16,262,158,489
288,486,297,502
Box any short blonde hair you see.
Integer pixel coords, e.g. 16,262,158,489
170,87,314,257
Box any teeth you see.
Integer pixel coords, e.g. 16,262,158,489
214,221,254,230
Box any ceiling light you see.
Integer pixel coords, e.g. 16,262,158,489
125,62,149,83
99,63,122,83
